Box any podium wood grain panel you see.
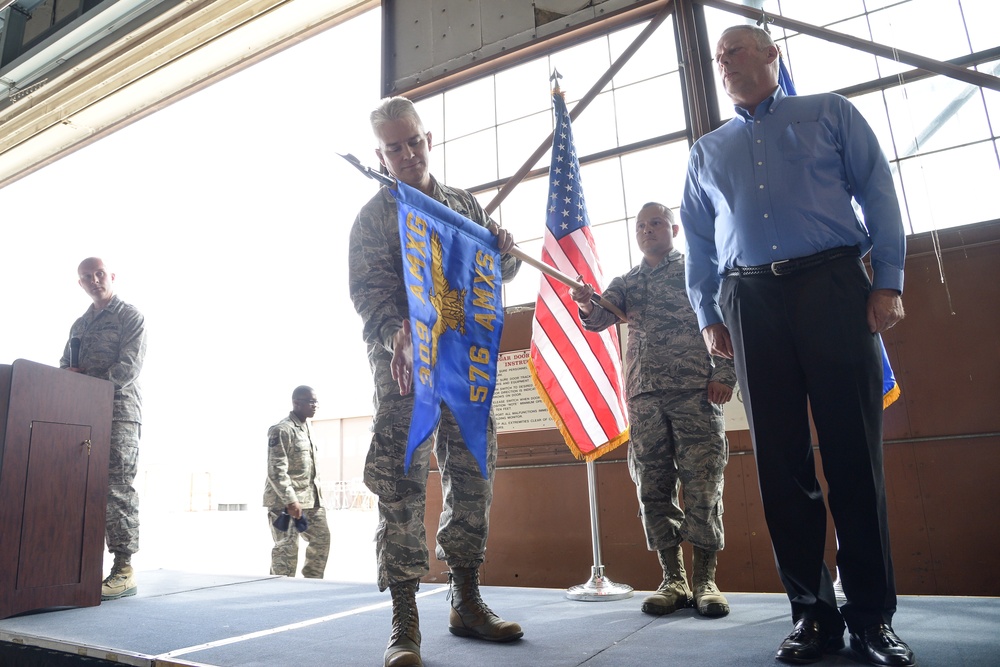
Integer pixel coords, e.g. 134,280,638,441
0,359,113,619
17,421,92,589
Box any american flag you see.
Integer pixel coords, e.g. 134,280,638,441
528,91,629,460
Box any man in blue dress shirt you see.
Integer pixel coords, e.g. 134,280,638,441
681,25,913,667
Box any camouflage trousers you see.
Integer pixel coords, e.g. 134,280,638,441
107,421,140,557
628,389,728,552
267,506,331,578
365,399,496,591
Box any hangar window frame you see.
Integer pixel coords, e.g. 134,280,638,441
384,1,1000,306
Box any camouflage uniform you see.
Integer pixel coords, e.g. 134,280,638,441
348,179,520,591
60,295,146,557
263,412,331,578
580,248,735,552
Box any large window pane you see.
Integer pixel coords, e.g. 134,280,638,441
414,96,444,139
591,219,632,281
567,90,619,156
769,0,866,27
884,74,992,157
861,0,903,10
982,64,1000,136
579,157,625,226
548,36,611,98
621,141,690,215
497,175,550,244
496,58,553,124
783,20,880,94
962,0,1000,52
614,73,685,145
851,91,897,160
869,0,971,78
497,109,552,177
504,237,544,307
442,128,497,188
898,142,1000,233
443,76,496,141
609,17,678,88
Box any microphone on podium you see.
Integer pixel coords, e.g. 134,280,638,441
70,337,81,368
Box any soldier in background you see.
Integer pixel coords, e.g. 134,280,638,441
61,257,147,601
263,385,331,578
348,96,522,667
570,202,735,619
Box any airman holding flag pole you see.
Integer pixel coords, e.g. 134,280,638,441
571,202,736,620
348,96,523,667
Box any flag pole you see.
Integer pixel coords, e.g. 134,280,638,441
336,153,626,322
508,246,626,321
566,459,633,601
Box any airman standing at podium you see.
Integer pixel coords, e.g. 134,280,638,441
60,257,147,601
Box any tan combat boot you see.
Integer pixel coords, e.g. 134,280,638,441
448,567,523,642
692,546,730,617
101,554,137,601
641,545,692,615
384,580,422,667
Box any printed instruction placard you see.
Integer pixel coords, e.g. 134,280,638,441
493,350,556,433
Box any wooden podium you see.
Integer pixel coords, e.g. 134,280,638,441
0,359,113,619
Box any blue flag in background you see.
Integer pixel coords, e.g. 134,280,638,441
778,56,797,96
775,54,901,409
393,181,504,478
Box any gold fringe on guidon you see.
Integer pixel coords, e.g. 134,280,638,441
882,382,901,410
527,358,630,462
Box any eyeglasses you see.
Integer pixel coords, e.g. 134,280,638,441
294,399,319,405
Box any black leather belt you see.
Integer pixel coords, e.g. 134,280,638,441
726,246,859,277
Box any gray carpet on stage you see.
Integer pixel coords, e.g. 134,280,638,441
0,570,996,666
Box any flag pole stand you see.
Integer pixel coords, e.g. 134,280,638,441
565,460,633,601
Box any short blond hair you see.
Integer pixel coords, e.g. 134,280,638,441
370,97,425,136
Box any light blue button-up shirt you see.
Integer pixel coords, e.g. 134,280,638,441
681,86,906,330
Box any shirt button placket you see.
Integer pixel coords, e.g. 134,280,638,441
753,120,770,222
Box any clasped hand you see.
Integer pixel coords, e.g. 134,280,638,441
391,320,414,396
569,278,595,316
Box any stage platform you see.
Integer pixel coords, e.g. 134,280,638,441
1,570,997,666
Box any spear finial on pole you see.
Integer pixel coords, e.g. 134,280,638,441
337,152,395,187
550,68,563,94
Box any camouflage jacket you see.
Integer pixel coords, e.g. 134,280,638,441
60,295,146,423
263,412,323,509
581,249,736,399
348,178,521,411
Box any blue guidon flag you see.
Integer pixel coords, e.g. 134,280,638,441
392,181,504,478
776,52,900,409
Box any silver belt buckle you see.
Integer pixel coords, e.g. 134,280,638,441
770,259,790,276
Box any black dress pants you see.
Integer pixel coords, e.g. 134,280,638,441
720,255,896,633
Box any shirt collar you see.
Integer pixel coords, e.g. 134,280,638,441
733,85,784,122
639,248,682,273
84,294,121,320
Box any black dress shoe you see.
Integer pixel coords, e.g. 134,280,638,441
849,624,915,666
775,618,845,664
